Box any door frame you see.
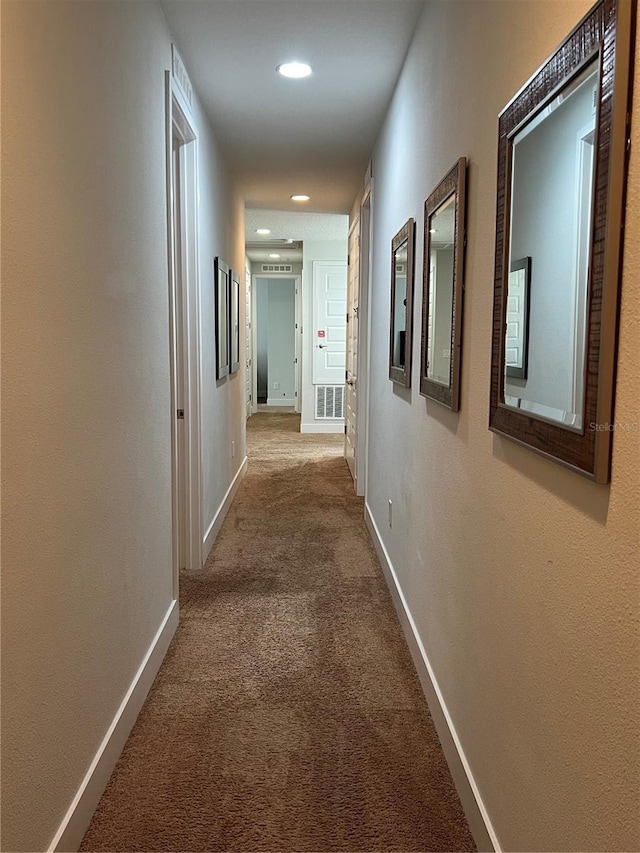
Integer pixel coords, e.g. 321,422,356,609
344,213,360,482
165,71,203,590
358,179,373,498
251,273,301,412
570,121,595,418
244,258,254,418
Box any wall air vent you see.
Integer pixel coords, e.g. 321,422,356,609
315,385,345,419
261,263,293,273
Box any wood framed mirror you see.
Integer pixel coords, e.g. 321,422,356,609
420,157,467,410
215,257,230,380
489,0,634,483
389,218,415,387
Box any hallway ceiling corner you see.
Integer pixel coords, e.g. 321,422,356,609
160,0,425,214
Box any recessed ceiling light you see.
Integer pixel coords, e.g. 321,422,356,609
277,61,312,79
291,194,310,202
269,253,281,259
255,228,271,235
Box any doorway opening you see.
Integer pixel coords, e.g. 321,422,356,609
252,275,301,413
166,72,202,585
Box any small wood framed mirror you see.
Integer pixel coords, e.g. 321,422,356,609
214,257,230,380
229,268,241,374
489,0,634,482
420,157,467,410
389,218,415,387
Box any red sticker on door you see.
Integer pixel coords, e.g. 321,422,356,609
317,330,326,338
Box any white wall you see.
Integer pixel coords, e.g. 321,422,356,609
366,1,640,851
193,80,247,550
301,238,348,432
1,2,245,850
431,248,454,384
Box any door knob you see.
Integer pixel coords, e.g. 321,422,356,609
318,344,327,349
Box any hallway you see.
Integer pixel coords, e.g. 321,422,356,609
4,2,639,850
80,414,475,852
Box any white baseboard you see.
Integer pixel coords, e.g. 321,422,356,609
365,504,500,853
266,398,295,406
48,599,179,852
300,421,345,434
202,456,248,563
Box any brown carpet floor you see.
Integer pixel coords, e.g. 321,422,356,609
80,413,476,852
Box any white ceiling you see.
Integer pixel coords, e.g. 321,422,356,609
160,0,425,214
245,209,348,261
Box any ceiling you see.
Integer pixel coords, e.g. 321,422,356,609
160,0,425,214
245,209,348,262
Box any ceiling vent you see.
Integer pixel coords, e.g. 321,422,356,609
315,385,344,419
261,263,293,273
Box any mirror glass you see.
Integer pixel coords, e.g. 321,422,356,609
392,240,408,369
504,59,599,430
389,218,415,387
426,194,455,385
218,269,228,362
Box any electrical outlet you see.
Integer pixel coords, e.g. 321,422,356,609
388,499,393,528
232,440,235,458
273,382,280,390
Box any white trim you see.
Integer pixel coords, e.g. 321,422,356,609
171,43,193,108
202,456,248,563
166,72,203,584
365,504,500,853
266,397,295,407
251,273,258,414
295,278,302,414
48,600,179,853
344,212,360,485
570,119,595,416
245,257,253,419
251,273,301,414
300,421,345,434
181,128,203,575
357,179,373,498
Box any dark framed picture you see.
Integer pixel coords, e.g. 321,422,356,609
229,269,240,374
214,257,230,379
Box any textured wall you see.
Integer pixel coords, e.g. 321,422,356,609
190,69,247,541
0,1,244,849
366,1,640,850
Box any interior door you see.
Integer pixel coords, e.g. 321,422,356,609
312,261,347,385
344,220,360,481
172,137,187,571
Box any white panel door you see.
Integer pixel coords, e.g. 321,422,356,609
313,261,347,385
